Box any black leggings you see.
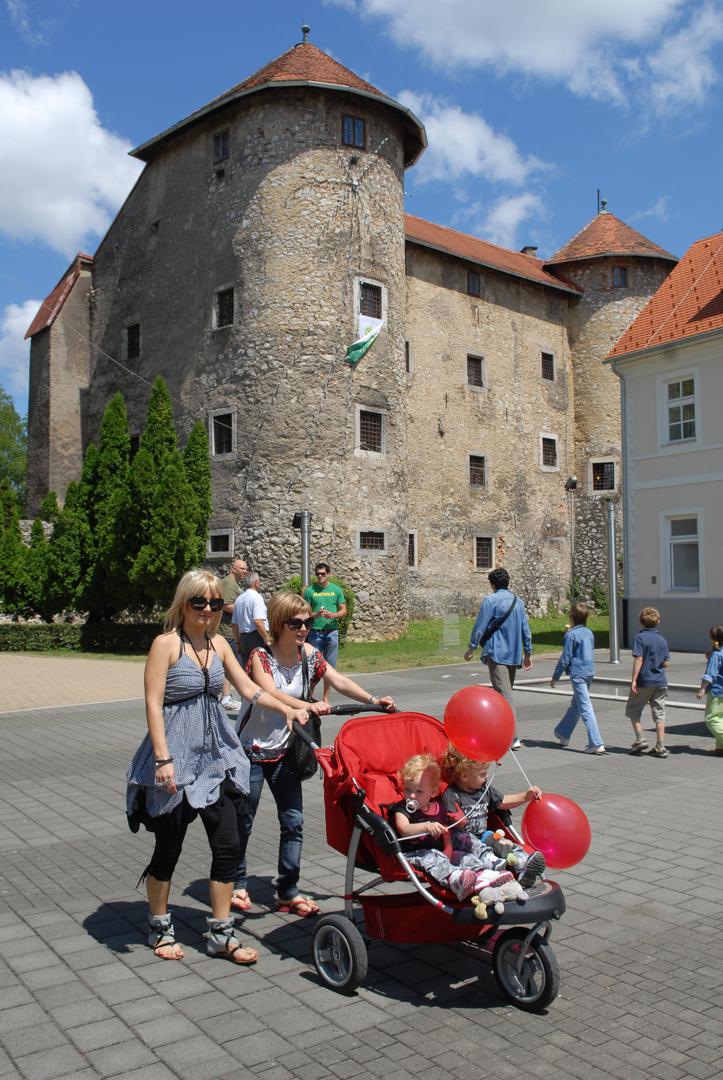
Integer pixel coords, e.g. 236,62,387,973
146,781,245,884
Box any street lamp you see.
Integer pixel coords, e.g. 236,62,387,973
564,476,577,604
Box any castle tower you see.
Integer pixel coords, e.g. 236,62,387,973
545,206,677,597
83,33,426,636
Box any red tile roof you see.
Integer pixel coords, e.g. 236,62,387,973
608,231,723,359
405,214,579,294
25,254,93,340
132,41,426,166
546,211,676,266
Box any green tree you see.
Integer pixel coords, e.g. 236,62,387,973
45,481,91,615
24,518,50,619
141,377,177,466
0,483,18,530
40,491,60,523
183,421,212,565
0,508,29,616
0,388,27,506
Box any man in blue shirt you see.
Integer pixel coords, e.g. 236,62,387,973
464,568,533,750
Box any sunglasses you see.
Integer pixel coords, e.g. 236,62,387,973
189,596,224,612
286,617,314,630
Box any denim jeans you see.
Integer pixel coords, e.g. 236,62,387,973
234,756,304,900
554,674,603,748
308,629,339,669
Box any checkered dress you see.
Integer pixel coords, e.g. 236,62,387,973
126,646,250,819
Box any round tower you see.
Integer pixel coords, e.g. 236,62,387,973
545,205,677,601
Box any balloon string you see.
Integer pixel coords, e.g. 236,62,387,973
508,748,536,791
397,762,500,843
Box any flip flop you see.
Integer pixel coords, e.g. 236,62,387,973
276,895,320,917
230,889,252,912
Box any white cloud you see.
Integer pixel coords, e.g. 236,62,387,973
453,193,545,250
333,0,723,110
0,299,39,411
630,196,671,223
0,70,143,257
398,91,545,185
5,0,46,46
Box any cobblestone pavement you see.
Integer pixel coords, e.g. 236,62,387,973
1,651,721,1079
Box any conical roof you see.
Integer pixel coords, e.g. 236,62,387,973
132,40,426,166
546,210,676,266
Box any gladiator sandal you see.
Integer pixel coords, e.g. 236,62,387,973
206,917,258,965
148,913,182,959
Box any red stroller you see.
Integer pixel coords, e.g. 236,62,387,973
303,709,566,1011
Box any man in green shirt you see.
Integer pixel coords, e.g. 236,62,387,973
219,557,247,710
304,562,347,683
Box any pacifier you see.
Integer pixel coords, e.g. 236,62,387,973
405,796,419,814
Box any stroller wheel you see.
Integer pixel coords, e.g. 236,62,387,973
492,928,560,1012
312,915,368,993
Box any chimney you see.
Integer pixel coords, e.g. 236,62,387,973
520,245,538,256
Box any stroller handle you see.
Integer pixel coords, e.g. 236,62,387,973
327,702,395,716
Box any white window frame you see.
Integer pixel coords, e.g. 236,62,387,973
468,452,487,488
660,510,703,594
123,317,142,362
209,408,236,458
353,276,387,338
212,284,235,330
658,371,698,448
465,353,486,391
541,350,555,382
539,432,560,472
354,403,387,458
408,529,418,570
356,528,387,556
473,534,495,572
207,528,234,560
588,457,617,494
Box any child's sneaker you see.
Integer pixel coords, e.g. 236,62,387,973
448,867,478,900
474,868,514,890
629,738,649,754
649,745,670,758
518,851,546,888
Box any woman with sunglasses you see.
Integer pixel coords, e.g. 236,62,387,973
231,590,395,917
126,570,313,965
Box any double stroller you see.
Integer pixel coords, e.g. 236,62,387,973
307,710,566,1011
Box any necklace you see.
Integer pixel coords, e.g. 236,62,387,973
182,629,210,674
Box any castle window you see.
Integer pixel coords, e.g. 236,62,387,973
540,434,559,471
466,354,485,388
590,459,616,492
467,270,481,297
541,351,555,381
214,287,234,329
474,535,494,570
207,528,234,559
210,409,235,457
357,407,384,454
125,322,141,361
612,266,628,288
213,129,230,162
358,529,386,553
360,283,382,319
469,454,486,487
408,530,418,569
665,376,696,443
405,340,413,377
342,114,366,149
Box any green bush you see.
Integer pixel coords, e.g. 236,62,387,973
0,622,161,653
282,574,356,645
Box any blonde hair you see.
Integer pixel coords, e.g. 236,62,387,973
163,570,222,634
400,753,441,789
639,607,660,628
441,744,490,786
267,590,312,642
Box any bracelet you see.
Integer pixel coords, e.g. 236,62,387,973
155,757,174,767
251,689,263,705
369,695,381,706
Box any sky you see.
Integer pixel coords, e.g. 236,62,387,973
1,0,722,415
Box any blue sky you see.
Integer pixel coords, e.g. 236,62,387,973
2,0,722,414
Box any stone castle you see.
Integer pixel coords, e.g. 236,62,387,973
25,34,677,637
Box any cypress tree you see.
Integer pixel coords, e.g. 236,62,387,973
183,421,212,565
141,377,177,467
24,518,50,619
0,509,29,616
40,490,60,523
45,481,90,615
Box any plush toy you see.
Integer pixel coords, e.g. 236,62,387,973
470,878,528,921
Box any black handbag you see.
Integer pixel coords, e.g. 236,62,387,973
286,649,321,781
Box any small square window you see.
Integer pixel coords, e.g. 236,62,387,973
207,528,233,558
466,355,484,388
541,352,554,381
541,437,558,468
612,266,628,288
215,288,234,328
467,270,481,297
126,323,140,361
342,114,365,149
359,530,385,551
469,455,486,487
359,409,383,453
475,536,493,570
212,412,234,456
408,531,417,569
360,282,382,318
591,461,615,491
213,130,229,162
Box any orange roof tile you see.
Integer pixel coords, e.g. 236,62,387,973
132,41,425,166
25,254,93,340
405,214,579,294
608,231,723,359
546,211,676,266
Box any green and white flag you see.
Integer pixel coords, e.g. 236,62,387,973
345,318,384,367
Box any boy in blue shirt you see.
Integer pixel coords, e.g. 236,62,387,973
626,607,670,758
550,603,606,755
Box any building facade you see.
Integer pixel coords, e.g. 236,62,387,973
25,38,677,636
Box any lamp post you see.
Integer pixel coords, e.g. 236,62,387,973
564,476,577,604
604,496,621,664
292,511,313,588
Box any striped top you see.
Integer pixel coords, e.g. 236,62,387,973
126,641,250,818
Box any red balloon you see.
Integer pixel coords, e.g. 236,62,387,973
444,686,515,762
522,793,591,869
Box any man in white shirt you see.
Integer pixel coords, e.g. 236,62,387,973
232,572,272,668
